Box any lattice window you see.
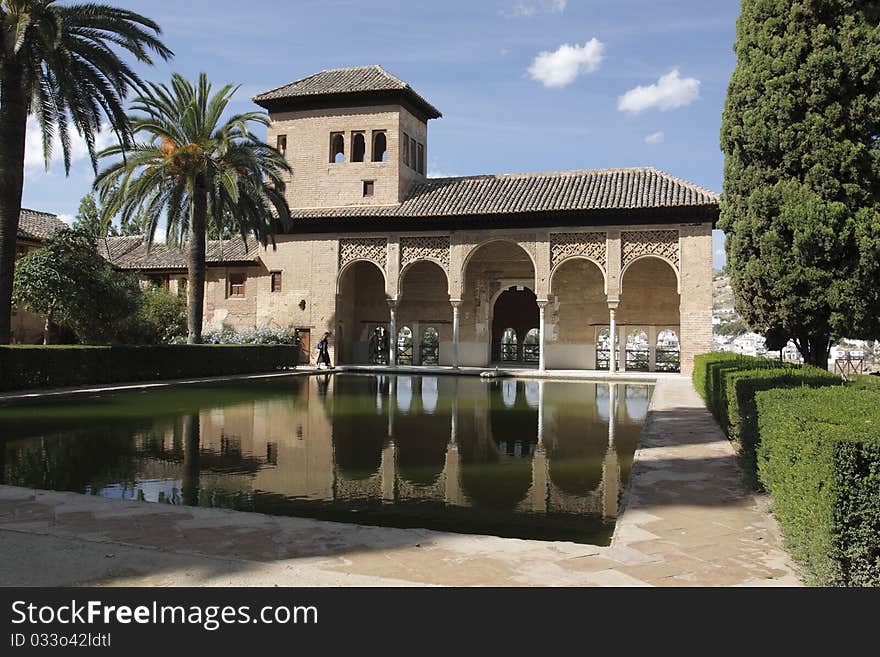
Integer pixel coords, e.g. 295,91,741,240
339,237,387,270
550,232,607,271
621,230,679,269
400,236,450,271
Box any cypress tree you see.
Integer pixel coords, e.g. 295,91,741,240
720,0,880,368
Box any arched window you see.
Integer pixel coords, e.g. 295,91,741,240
372,131,387,162
523,328,540,363
500,328,518,362
329,133,344,164
352,132,365,162
625,330,650,371
597,328,612,370
368,326,388,364
656,329,681,372
420,326,439,365
397,326,414,365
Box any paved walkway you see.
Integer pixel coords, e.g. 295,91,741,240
0,377,800,587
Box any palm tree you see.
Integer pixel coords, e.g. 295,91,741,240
0,1,171,343
95,73,292,344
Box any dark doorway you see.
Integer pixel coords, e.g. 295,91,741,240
492,287,539,363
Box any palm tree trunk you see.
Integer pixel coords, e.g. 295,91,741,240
0,64,28,344
186,177,208,344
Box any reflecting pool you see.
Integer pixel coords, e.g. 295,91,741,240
0,374,652,545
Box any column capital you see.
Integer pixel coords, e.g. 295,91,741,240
450,299,462,309
387,298,398,309
536,299,549,309
608,301,620,311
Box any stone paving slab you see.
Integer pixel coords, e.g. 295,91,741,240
0,377,801,587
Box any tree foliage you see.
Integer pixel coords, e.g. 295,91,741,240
0,1,171,343
95,73,292,344
720,0,880,367
13,228,140,344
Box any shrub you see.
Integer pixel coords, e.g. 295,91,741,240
127,286,187,345
723,366,841,487
0,345,298,392
170,327,300,346
693,353,782,424
756,387,880,586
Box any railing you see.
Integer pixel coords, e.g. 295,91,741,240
834,357,864,378
596,349,610,371
625,348,650,371
500,343,518,362
522,343,540,364
655,348,681,373
397,340,413,365
420,343,439,366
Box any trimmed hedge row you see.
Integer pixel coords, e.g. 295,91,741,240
693,353,841,486
0,345,298,392
756,387,880,587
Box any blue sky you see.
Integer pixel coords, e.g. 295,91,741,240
21,0,740,267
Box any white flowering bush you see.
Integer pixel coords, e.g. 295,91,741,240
170,327,300,346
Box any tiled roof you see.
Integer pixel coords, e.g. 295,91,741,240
103,236,263,271
290,167,719,220
254,65,442,118
17,209,67,241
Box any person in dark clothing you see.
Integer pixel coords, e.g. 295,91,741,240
316,331,333,369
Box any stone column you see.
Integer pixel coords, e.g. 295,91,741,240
388,300,398,366
382,377,396,502
618,325,627,373
608,303,618,374
537,300,548,371
451,299,461,368
444,377,462,505
648,325,658,373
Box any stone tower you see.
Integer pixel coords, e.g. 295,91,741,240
254,65,442,210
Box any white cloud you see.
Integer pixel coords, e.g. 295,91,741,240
528,38,605,88
58,214,74,226
618,69,700,114
644,131,665,144
509,0,567,17
25,117,117,172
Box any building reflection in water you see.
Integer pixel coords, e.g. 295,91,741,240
0,375,652,543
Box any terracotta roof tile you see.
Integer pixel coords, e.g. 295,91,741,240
105,236,263,271
290,167,719,220
254,65,441,118
17,209,66,241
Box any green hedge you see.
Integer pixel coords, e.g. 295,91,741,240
0,345,298,392
693,353,841,487
756,387,880,586
724,366,841,487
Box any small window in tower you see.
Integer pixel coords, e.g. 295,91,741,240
276,134,287,156
271,271,283,293
330,132,345,164
352,132,365,162
417,143,425,174
363,180,375,197
372,131,387,162
228,273,246,298
409,136,417,169
402,133,410,167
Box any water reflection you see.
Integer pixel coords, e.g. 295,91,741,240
0,375,651,545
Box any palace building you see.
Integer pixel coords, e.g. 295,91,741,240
106,65,718,375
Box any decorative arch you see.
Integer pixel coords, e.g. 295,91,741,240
549,256,608,295
460,238,538,290
335,258,388,295
620,254,681,294
620,230,680,292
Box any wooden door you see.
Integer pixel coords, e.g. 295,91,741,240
298,329,311,365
